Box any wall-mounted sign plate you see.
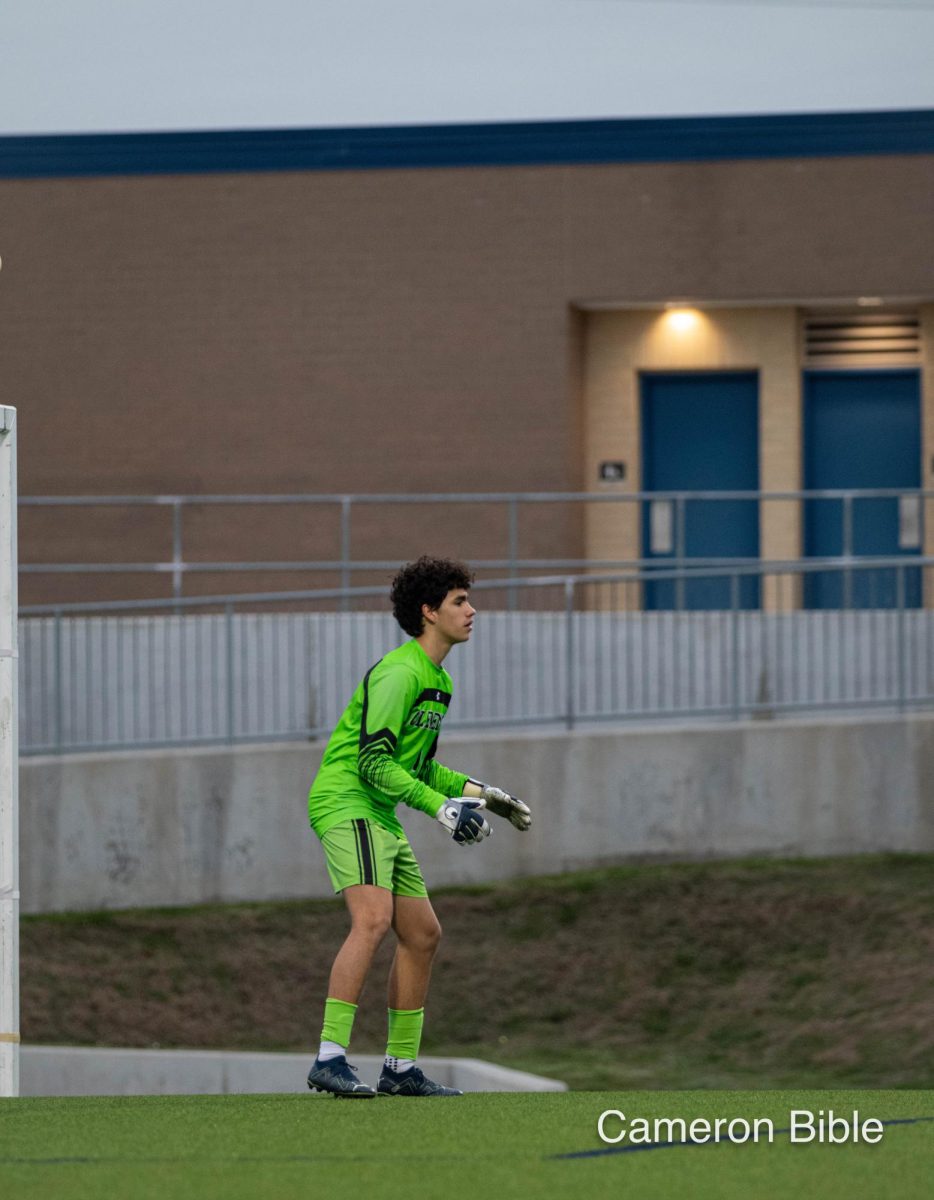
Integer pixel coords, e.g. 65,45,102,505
599,461,626,482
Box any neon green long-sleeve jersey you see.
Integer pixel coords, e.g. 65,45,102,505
308,638,469,838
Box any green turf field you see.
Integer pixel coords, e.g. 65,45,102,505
2,1090,933,1200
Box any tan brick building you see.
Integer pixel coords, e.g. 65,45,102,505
2,113,933,604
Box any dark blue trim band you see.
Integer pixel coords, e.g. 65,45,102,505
2,109,933,179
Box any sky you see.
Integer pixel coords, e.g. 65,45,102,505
3,0,934,136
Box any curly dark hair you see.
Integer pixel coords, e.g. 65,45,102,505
390,556,474,637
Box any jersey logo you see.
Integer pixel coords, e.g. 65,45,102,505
407,707,444,732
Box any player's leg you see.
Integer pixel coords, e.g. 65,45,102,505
387,894,441,1010
308,821,396,1098
378,840,461,1097
325,882,394,1003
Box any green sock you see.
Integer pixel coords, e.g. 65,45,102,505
320,997,358,1050
386,1007,424,1061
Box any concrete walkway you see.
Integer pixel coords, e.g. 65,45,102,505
20,1044,567,1096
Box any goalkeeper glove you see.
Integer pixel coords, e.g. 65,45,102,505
467,781,532,832
436,798,492,846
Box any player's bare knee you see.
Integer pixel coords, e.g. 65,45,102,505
411,915,442,956
351,907,393,945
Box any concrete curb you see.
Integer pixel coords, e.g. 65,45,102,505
20,1045,568,1096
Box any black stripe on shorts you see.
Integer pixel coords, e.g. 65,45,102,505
354,818,376,886
352,820,365,884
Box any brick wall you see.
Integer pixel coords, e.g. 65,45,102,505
2,154,932,601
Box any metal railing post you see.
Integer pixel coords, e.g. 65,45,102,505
172,499,184,604
565,577,575,731
340,498,352,612
507,496,519,612
731,572,741,720
842,493,853,610
896,564,906,712
225,601,235,742
54,610,63,752
675,495,686,611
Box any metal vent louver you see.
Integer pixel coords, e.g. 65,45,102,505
803,310,920,367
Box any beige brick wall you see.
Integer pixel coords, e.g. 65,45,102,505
1,152,933,602
582,308,802,584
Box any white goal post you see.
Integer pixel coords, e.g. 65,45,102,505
0,407,18,1097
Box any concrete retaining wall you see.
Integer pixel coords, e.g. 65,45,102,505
19,714,934,913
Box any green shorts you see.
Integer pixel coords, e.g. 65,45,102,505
319,819,429,898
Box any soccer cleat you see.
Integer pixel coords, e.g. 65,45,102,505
307,1055,377,1098
377,1063,462,1097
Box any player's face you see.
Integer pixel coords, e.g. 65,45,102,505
427,588,475,643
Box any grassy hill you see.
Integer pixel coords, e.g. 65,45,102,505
20,854,934,1091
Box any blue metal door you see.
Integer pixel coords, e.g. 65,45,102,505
803,370,921,608
641,372,760,610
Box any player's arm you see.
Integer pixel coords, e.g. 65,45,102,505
417,759,492,844
420,758,470,804
462,777,531,832
356,663,460,821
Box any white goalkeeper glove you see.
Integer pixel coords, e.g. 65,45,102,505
467,781,532,832
436,798,492,846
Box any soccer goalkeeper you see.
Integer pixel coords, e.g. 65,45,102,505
306,556,531,1098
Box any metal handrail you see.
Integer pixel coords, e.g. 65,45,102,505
20,488,934,503
20,555,934,617
19,488,930,601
